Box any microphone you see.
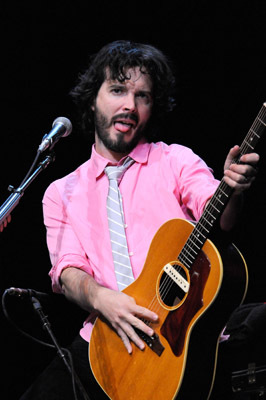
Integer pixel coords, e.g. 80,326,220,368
6,287,50,300
38,117,72,152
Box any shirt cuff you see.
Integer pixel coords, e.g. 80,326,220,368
49,254,93,293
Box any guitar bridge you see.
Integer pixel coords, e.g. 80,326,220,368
134,328,165,356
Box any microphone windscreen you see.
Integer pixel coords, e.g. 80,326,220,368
52,117,72,137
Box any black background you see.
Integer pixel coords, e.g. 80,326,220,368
1,1,266,398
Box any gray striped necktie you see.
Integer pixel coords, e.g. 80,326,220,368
105,157,135,291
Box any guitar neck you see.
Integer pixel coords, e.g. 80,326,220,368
178,102,266,270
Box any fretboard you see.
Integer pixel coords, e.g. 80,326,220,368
178,102,266,270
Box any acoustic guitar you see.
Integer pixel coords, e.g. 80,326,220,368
89,103,266,399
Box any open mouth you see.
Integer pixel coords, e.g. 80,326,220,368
113,119,137,133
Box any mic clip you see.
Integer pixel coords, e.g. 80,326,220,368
7,185,23,194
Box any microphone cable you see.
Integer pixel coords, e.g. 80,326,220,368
2,288,91,400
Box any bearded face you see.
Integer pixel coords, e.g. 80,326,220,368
93,67,153,158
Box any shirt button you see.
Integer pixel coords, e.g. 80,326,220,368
124,224,128,228
129,252,134,256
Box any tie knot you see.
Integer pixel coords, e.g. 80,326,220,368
105,157,134,183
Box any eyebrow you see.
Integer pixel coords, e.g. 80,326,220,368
108,82,152,95
108,83,125,88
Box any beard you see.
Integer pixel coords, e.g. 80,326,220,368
94,107,146,154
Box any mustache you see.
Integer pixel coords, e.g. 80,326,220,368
110,113,139,125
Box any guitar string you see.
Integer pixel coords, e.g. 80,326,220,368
138,105,266,330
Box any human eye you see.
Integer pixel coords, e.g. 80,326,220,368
136,91,152,104
110,85,125,95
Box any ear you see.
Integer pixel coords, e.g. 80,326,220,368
91,98,96,111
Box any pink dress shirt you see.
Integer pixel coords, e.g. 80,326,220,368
43,140,220,341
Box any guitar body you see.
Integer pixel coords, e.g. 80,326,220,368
89,218,248,400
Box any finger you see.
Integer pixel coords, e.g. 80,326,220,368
116,326,133,354
230,165,257,184
240,152,260,166
229,158,258,175
224,146,240,172
134,304,158,322
224,171,254,190
227,145,240,159
127,314,155,337
224,167,246,183
118,321,146,351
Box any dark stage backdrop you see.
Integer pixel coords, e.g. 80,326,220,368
1,1,266,398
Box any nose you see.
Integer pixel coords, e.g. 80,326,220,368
122,93,137,113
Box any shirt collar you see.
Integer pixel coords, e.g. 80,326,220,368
91,138,151,179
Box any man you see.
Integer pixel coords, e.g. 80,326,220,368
21,40,259,399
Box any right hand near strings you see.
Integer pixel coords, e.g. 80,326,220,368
94,286,158,353
61,267,158,353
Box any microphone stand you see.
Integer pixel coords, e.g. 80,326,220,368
0,152,54,225
30,295,91,400
1,120,87,397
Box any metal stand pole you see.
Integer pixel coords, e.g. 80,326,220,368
30,295,91,400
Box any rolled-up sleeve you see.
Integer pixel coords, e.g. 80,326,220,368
43,182,93,293
169,145,220,220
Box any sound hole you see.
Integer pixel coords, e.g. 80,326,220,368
159,264,188,308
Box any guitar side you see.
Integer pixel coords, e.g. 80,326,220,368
89,218,247,400
173,240,248,399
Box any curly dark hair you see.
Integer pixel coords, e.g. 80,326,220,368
70,40,176,140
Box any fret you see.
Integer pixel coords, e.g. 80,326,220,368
179,237,202,266
181,247,195,260
184,243,198,256
243,139,254,150
203,215,216,227
208,202,222,213
214,196,225,206
178,255,192,270
197,221,210,234
219,188,229,198
189,240,202,250
258,117,266,127
182,239,198,254
202,215,214,227
249,124,265,138
178,252,195,267
192,230,205,245
188,236,204,249
250,129,260,138
184,239,200,253
205,209,216,221
177,102,266,270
